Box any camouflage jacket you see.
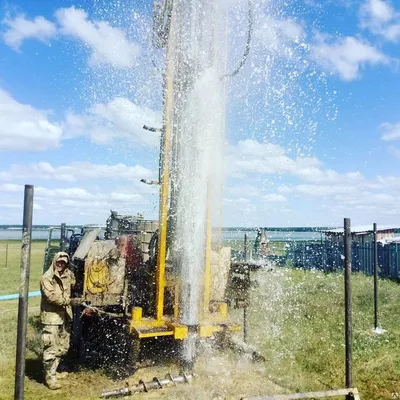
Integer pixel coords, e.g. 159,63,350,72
40,257,76,325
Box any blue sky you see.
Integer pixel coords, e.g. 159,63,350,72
1,0,400,227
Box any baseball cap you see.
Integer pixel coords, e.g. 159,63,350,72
56,252,69,264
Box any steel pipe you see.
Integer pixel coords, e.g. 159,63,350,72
241,387,360,400
14,185,34,400
228,335,265,362
244,234,248,261
344,218,352,392
373,223,378,330
60,222,67,251
243,305,249,343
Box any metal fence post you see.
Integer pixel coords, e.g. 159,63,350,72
5,243,8,269
14,185,34,400
243,303,248,343
243,233,249,342
344,218,353,397
244,233,248,261
373,223,378,330
60,222,66,251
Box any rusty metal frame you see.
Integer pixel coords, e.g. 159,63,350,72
241,388,360,400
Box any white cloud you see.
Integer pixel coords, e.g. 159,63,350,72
264,194,287,202
0,183,151,212
2,7,141,68
226,139,322,179
362,0,394,23
2,135,400,225
254,15,306,60
55,7,140,68
0,87,159,152
295,184,360,197
64,97,161,147
376,175,400,188
224,138,400,224
359,0,400,42
0,161,154,183
256,17,305,49
0,162,159,222
35,186,95,201
278,19,305,42
0,185,157,225
380,121,400,141
226,184,264,198
277,185,292,194
0,183,22,192
388,146,400,159
305,0,355,7
0,88,62,152
312,34,390,80
223,197,251,204
2,14,57,51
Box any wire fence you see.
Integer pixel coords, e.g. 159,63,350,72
286,241,400,280
2,239,400,296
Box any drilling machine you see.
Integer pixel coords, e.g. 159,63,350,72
43,0,256,378
131,0,242,370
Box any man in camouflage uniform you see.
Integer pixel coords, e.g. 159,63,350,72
40,251,78,390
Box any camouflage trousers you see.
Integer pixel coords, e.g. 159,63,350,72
42,323,71,362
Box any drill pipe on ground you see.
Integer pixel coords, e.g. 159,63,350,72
100,372,197,398
228,335,266,363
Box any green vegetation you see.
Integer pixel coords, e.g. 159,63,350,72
246,268,400,399
0,240,399,399
0,241,46,295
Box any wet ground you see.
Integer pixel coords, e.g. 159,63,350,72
98,350,283,400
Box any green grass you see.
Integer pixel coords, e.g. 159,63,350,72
245,268,400,399
1,240,400,399
0,241,47,295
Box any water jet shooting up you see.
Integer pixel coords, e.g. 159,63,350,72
37,0,259,390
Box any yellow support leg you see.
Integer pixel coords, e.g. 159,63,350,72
155,12,176,322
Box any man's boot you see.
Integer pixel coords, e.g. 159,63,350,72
43,360,62,390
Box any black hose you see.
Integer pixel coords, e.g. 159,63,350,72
148,230,159,261
224,0,254,78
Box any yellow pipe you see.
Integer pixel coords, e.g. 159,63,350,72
203,183,213,319
156,12,175,322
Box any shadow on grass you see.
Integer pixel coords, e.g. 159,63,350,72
25,315,43,384
25,358,43,384
27,315,42,357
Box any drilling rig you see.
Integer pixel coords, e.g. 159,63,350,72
44,0,255,376
132,0,242,369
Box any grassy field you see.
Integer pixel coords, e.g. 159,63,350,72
246,268,400,399
0,240,399,399
0,241,46,295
